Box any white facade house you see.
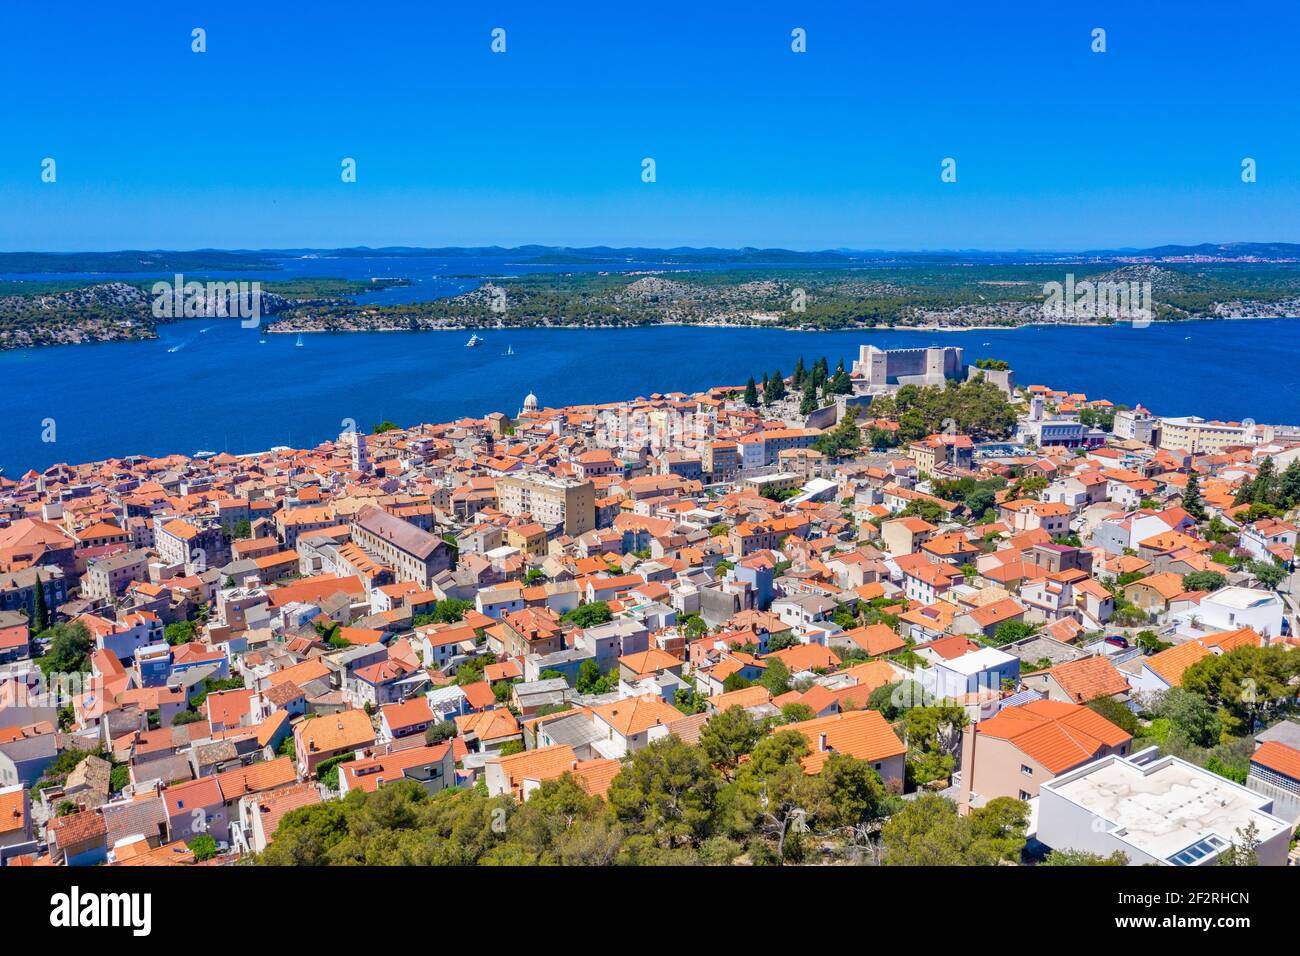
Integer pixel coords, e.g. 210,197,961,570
1189,587,1284,638
1038,749,1292,866
915,646,1019,701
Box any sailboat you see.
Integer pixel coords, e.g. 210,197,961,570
465,334,482,348
295,334,304,348
503,344,514,356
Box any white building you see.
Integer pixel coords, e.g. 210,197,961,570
1185,586,1284,638
1038,749,1292,866
915,646,1019,701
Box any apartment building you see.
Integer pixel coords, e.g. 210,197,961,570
496,474,595,536
1158,415,1272,454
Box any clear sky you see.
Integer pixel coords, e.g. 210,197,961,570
1,0,1297,252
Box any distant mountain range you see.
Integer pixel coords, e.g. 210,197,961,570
3,243,1300,274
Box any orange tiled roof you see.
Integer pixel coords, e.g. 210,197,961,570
976,699,1130,774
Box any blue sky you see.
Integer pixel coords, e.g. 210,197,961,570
1,0,1297,251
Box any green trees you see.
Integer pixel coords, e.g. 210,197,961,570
1041,848,1128,866
164,620,197,645
1218,822,1261,866
799,377,818,416
187,835,218,862
37,622,91,676
563,601,613,628
903,704,968,785
263,727,901,866
607,736,721,850
1182,570,1226,593
575,659,617,694
989,620,1034,646
825,359,853,395
743,376,759,407
867,377,1016,443
1182,471,1206,520
698,707,764,780
881,794,1028,865
454,652,496,686
1249,559,1285,590
1233,455,1300,511
1085,695,1142,736
758,658,792,696
812,406,862,458
424,720,458,745
1154,687,1221,748
31,573,49,632
766,370,786,401
1181,645,1300,735
867,680,930,720
1280,459,1300,509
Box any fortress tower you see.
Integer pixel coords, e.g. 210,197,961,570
852,345,965,392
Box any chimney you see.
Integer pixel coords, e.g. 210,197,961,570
818,733,828,753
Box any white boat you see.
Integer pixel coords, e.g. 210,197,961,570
194,450,217,459
503,344,514,356
296,334,304,348
465,334,482,348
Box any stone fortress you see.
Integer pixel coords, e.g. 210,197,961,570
851,344,1014,397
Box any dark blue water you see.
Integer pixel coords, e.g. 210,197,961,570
3,318,1299,474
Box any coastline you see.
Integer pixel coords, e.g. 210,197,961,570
4,317,1299,474
261,314,1294,336
4,310,1297,354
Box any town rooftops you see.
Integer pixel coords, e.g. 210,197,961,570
1042,655,1130,703
1250,741,1300,782
785,709,906,774
975,699,1130,774
354,504,446,560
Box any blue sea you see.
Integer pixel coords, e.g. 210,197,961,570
3,257,1299,471
3,313,1299,474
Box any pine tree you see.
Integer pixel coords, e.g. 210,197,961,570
813,356,829,390
827,359,853,395
1233,479,1253,507
1251,457,1279,507
1280,459,1300,509
743,376,759,408
1182,472,1206,521
32,572,49,633
799,378,818,416
767,370,786,401
792,356,806,388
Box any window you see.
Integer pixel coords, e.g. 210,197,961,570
1021,765,1033,776
1018,790,1031,801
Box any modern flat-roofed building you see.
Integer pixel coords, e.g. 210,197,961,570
1038,749,1292,866
496,474,595,537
